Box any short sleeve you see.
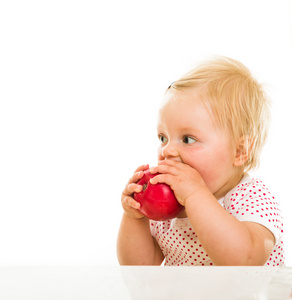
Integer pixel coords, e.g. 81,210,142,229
224,178,283,244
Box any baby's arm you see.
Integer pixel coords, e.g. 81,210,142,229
116,165,165,265
150,160,275,266
117,214,164,265
185,188,275,265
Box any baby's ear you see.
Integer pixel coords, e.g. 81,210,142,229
233,136,253,167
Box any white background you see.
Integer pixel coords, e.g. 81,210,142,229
0,0,291,266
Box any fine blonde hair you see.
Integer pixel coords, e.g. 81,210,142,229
167,56,271,172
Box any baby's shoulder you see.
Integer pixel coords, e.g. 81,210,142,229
225,175,275,204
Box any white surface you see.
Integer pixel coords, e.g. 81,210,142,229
0,0,291,267
0,266,291,300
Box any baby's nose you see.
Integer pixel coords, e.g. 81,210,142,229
161,143,180,160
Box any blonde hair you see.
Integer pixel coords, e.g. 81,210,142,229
167,56,271,171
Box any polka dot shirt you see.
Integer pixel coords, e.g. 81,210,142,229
150,174,285,266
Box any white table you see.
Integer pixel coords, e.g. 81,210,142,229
0,266,291,300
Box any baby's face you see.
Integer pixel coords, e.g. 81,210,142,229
157,87,242,199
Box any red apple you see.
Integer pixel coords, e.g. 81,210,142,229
134,169,184,221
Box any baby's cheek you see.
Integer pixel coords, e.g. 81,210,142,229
200,167,219,188
197,154,231,187
187,158,215,184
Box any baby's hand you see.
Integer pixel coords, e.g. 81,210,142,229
149,160,208,206
121,164,149,219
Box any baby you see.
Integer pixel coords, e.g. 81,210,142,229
117,57,284,266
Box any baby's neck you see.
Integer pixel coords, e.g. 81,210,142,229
213,171,245,200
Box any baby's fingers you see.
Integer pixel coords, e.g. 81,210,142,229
134,164,149,173
127,169,145,187
128,164,149,183
150,173,173,186
125,183,143,195
121,194,144,219
126,197,141,210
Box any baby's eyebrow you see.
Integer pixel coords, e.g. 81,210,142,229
156,123,165,130
180,126,195,131
179,126,201,133
156,128,165,134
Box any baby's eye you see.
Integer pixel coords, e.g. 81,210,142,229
182,136,197,144
158,134,168,144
